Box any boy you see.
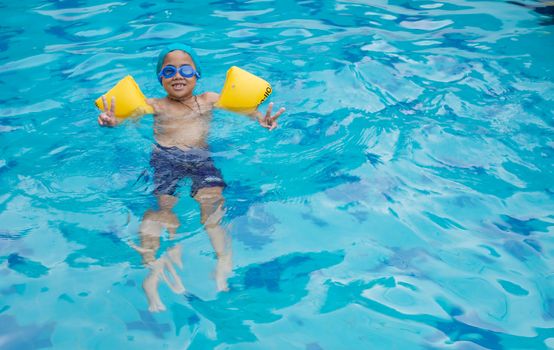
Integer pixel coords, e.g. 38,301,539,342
98,43,285,311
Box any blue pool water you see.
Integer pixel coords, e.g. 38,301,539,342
1,0,553,349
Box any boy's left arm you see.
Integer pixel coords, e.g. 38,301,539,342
203,92,285,131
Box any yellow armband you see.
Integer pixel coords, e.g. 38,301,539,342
215,66,272,113
95,75,154,118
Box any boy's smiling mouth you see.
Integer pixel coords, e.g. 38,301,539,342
171,81,187,90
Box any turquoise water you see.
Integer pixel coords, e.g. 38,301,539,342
1,0,553,348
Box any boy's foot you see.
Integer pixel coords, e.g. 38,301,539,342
143,265,167,312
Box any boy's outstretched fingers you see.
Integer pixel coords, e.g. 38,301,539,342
269,106,285,131
265,102,274,120
255,103,284,130
259,103,286,131
98,95,117,127
110,96,116,115
101,95,109,113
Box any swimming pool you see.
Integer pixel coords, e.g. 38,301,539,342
1,0,553,348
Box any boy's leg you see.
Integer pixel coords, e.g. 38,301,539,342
138,194,180,263
194,186,232,291
136,194,184,311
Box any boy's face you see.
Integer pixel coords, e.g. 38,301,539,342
161,50,197,99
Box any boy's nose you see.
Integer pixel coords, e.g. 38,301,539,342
173,70,186,79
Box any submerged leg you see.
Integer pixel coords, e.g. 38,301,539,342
194,186,232,291
135,194,186,312
135,194,179,264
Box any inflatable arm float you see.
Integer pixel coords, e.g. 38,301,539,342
95,76,153,118
215,66,272,113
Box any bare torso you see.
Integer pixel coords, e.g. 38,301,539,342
148,93,216,150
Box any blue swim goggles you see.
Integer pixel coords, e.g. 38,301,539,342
158,64,200,83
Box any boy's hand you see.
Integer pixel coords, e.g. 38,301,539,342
97,96,118,127
258,102,285,131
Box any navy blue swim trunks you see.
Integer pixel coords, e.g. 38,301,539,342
150,144,226,197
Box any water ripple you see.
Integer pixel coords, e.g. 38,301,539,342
33,2,126,21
